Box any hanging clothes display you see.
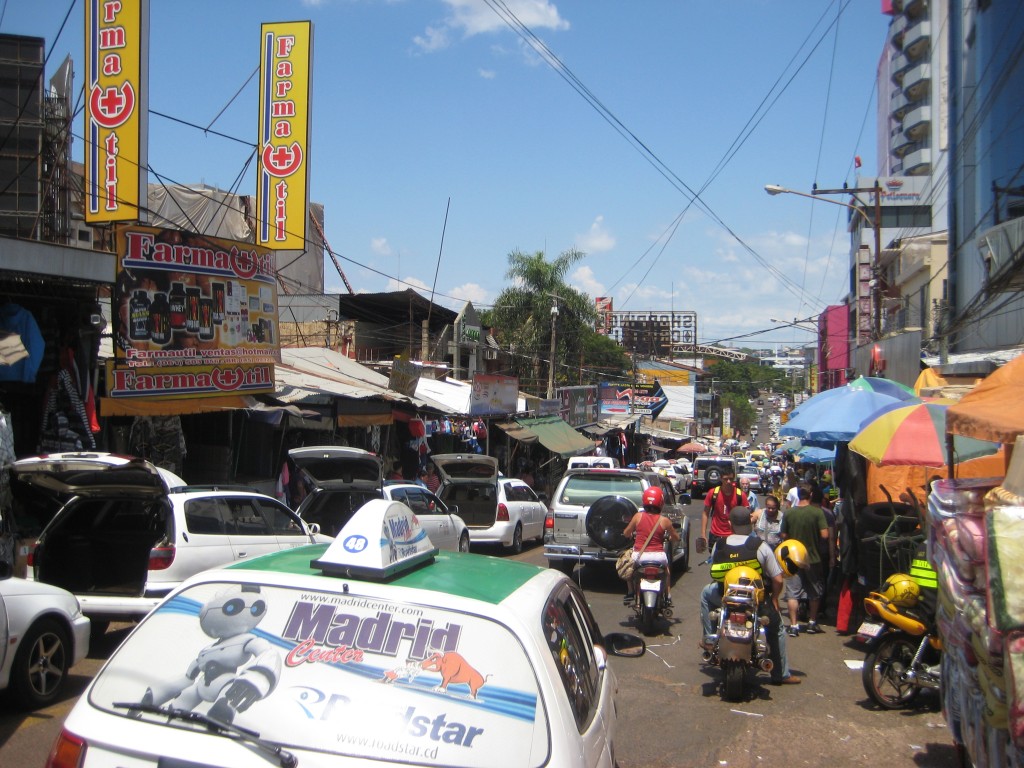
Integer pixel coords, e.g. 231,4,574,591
0,408,15,572
129,416,187,476
0,303,44,383
38,368,96,452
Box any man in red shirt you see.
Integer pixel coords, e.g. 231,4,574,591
697,471,748,555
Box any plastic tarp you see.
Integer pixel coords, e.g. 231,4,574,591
947,354,1024,444
497,415,593,457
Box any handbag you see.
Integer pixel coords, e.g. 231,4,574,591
616,520,660,580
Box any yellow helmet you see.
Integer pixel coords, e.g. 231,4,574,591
879,573,920,608
774,540,808,577
723,565,765,604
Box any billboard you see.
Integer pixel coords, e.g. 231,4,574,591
110,226,279,399
604,310,696,354
257,21,313,250
558,386,598,427
84,0,149,223
599,381,668,419
470,374,518,416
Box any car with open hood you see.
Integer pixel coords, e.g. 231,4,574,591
432,453,546,553
12,452,322,636
290,446,469,552
44,500,645,768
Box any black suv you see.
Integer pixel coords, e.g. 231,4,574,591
690,455,740,496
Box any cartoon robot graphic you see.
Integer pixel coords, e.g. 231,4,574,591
138,584,282,723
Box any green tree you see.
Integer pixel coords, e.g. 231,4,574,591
488,249,606,396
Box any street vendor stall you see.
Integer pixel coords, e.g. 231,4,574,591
925,353,1024,766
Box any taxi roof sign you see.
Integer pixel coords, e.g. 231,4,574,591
311,498,438,580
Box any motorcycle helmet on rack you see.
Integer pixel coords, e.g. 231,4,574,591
878,572,920,608
774,540,808,577
723,565,765,604
641,486,664,513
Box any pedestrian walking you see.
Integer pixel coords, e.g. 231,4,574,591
780,485,829,636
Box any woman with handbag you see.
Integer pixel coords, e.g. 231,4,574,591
622,486,680,606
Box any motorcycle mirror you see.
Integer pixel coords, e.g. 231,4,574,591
603,632,646,658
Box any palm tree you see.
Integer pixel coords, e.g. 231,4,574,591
490,249,598,396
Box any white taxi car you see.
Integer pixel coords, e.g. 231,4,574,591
45,500,644,767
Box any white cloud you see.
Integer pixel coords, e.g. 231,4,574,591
478,68,496,79
371,237,393,256
413,24,450,53
576,215,615,253
415,0,568,53
447,282,489,307
569,265,605,298
386,276,430,293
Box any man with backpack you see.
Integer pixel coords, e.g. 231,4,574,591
697,470,748,555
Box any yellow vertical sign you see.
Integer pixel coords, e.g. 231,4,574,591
83,0,149,223
257,21,313,250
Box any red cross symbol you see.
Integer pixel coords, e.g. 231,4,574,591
261,141,303,178
89,81,135,129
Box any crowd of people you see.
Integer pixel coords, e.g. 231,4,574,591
690,459,842,685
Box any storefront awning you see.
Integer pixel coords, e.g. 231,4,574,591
580,414,641,436
496,415,593,457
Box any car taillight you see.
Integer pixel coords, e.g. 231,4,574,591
46,729,86,768
497,503,510,522
148,544,176,571
544,512,554,529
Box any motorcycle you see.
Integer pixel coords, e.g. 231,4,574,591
702,566,773,701
857,586,941,709
629,561,672,636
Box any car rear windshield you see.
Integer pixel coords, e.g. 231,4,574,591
557,473,645,507
88,579,550,767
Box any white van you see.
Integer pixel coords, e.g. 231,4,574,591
566,456,620,470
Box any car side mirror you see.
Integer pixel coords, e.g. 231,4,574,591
603,632,646,657
537,492,548,503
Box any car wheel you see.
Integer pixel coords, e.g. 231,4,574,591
458,531,471,553
506,523,523,555
10,618,71,709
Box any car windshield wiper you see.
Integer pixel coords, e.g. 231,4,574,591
112,701,297,768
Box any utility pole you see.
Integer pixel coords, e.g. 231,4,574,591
811,183,883,340
546,296,559,399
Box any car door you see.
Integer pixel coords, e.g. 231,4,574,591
544,583,610,766
220,496,290,561
506,480,543,540
248,496,319,548
388,487,455,550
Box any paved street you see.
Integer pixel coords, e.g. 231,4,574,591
1,514,961,766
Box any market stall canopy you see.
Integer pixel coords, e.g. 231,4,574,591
495,415,594,457
581,414,641,436
795,445,835,465
947,354,1024,444
675,441,707,454
850,400,1000,467
781,387,920,444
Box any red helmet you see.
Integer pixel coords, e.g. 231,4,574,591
642,486,664,512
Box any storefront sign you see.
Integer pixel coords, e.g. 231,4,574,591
558,386,598,427
599,381,668,418
111,226,278,397
389,356,421,398
84,0,149,223
257,21,313,250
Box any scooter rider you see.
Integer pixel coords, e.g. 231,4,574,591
623,486,680,606
700,506,801,685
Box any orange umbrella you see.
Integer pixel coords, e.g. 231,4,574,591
675,441,707,454
947,354,1024,444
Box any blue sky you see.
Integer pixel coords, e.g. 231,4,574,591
4,0,892,350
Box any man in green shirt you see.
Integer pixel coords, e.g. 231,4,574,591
780,485,829,636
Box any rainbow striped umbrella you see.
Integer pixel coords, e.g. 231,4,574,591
847,376,917,400
849,401,1000,467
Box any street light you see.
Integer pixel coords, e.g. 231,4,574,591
770,316,818,333
765,181,883,340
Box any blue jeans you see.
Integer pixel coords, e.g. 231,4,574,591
700,582,790,682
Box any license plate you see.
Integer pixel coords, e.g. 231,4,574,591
857,621,885,638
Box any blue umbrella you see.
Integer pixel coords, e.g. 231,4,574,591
780,388,921,444
795,445,836,465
